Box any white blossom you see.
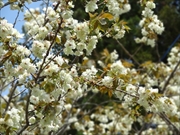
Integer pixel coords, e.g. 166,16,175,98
81,66,98,81
101,76,113,87
16,45,31,56
110,60,127,75
85,0,98,12
0,19,23,42
146,1,156,9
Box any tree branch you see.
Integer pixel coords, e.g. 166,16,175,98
155,43,160,62
116,88,139,98
43,1,60,26
162,59,180,93
24,4,40,27
3,81,18,116
17,90,32,135
116,39,140,66
159,112,180,134
0,2,13,9
132,44,143,57
12,89,27,98
35,18,62,83
0,94,8,104
13,9,20,28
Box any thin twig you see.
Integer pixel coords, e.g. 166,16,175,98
159,112,180,134
56,96,79,134
12,89,27,98
0,2,13,9
43,0,50,22
43,1,60,26
132,44,143,57
41,47,63,71
3,81,18,116
155,43,160,62
0,79,17,91
116,39,140,66
80,92,98,110
35,19,62,83
24,5,40,27
17,90,32,135
0,94,8,104
13,9,20,28
162,59,180,93
116,88,139,98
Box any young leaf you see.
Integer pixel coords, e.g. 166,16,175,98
99,12,114,21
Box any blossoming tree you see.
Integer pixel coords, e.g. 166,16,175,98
0,0,180,135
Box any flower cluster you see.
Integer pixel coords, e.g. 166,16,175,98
24,8,53,40
135,1,165,47
168,45,180,67
31,40,51,58
0,19,23,42
63,21,98,56
106,0,131,18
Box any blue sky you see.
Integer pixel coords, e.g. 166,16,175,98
0,1,42,96
0,0,42,33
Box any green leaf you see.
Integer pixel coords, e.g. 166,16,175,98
89,12,98,19
140,61,152,68
108,90,113,98
99,12,114,21
4,114,10,121
124,25,131,32
93,20,99,30
56,36,61,44
0,51,12,66
44,82,56,93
